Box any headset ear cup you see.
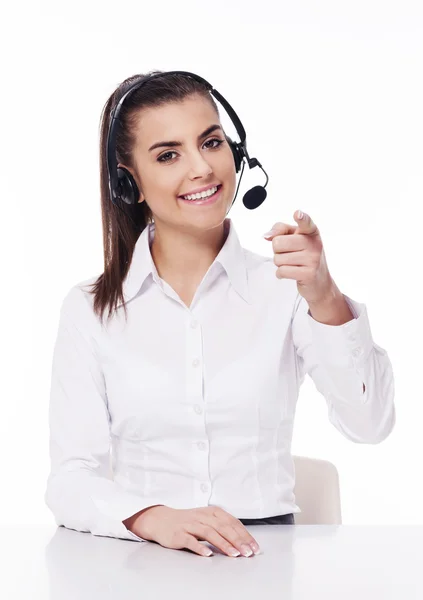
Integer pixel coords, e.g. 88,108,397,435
116,166,140,205
225,135,243,173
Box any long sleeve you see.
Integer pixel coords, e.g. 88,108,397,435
44,289,161,542
291,292,396,443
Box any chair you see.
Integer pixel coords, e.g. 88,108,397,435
293,455,342,524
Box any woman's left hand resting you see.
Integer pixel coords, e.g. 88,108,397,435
263,210,337,306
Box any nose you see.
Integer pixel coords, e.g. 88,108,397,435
187,151,213,179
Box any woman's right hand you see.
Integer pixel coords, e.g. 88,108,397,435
127,505,261,557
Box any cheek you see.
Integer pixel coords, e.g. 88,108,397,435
145,174,182,203
220,150,237,183
225,168,237,201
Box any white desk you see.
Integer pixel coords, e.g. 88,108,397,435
4,524,422,599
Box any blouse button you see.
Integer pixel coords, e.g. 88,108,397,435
190,319,198,328
200,483,209,493
194,405,203,415
197,441,207,451
192,358,200,368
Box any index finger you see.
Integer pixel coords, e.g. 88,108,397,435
264,222,297,238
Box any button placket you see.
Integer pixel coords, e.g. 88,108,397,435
186,315,211,503
186,314,203,402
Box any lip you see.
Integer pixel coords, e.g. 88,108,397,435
179,184,223,206
178,183,221,198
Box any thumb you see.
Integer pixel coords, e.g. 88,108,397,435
293,210,318,235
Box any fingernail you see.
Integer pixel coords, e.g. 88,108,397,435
297,210,304,220
250,543,260,554
241,544,253,557
229,548,241,557
263,230,276,238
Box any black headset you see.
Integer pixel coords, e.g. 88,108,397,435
106,70,269,229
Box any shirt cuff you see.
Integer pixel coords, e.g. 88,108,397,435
306,294,374,369
91,491,164,542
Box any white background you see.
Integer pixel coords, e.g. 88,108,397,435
4,1,422,525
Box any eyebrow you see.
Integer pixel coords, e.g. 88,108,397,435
148,124,223,152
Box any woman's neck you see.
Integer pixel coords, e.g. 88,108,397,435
150,219,229,290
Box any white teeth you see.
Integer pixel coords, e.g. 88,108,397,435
182,185,218,201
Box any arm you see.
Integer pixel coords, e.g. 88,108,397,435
44,287,163,541
291,291,396,443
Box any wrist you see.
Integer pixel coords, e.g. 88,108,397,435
307,283,354,326
123,504,166,535
307,277,339,307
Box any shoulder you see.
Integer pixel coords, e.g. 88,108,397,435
59,274,101,326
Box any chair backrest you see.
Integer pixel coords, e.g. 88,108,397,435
293,455,342,524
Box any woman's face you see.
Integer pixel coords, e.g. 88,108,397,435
121,94,237,232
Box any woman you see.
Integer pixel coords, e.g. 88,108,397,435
44,70,396,558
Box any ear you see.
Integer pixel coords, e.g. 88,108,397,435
118,162,144,203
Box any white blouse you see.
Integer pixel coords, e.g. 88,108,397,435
44,218,396,542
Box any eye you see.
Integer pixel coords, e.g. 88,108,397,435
157,138,225,163
204,137,225,149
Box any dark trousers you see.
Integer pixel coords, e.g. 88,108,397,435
239,513,295,525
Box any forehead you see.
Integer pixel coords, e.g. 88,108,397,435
133,94,218,146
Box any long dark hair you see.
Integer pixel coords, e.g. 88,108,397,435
86,70,220,325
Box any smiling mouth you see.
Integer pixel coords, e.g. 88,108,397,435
178,184,223,204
